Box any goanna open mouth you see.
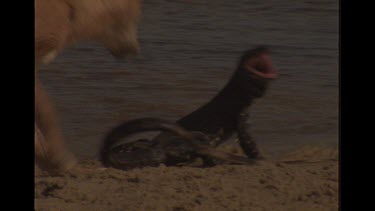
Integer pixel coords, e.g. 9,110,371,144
245,55,279,79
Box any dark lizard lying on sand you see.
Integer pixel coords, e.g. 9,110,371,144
100,46,279,170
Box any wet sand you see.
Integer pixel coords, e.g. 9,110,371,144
35,145,338,211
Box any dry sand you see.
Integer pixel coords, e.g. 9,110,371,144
35,145,338,211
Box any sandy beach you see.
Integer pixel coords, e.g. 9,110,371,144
35,145,338,211
35,1,338,210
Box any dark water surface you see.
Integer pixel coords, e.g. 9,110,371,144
40,0,338,159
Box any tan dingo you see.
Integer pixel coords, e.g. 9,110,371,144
35,0,142,175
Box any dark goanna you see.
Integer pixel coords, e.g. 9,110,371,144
100,46,278,170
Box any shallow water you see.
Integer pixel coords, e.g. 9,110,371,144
39,0,338,159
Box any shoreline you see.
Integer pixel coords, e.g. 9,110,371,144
35,145,338,211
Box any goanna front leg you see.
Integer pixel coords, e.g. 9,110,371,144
237,110,262,159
